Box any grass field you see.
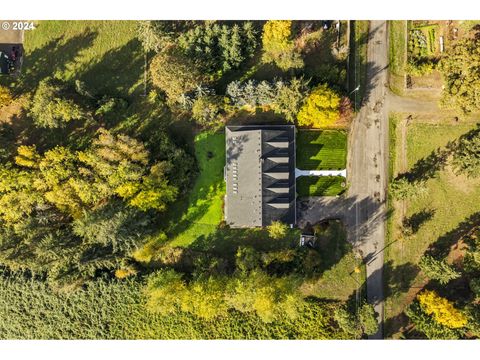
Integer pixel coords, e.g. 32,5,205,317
388,21,407,94
296,130,347,170
18,21,144,97
167,132,226,247
385,114,480,337
301,221,364,300
297,176,346,197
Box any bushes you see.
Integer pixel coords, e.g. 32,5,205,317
267,220,288,240
0,85,13,108
333,303,378,338
406,59,437,77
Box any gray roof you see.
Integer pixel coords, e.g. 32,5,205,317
225,125,296,227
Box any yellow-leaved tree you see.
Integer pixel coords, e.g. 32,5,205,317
0,85,13,108
417,290,468,329
297,84,341,128
262,20,303,71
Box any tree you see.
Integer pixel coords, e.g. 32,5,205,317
0,165,41,223
150,47,205,103
334,303,378,338
0,85,13,108
145,269,187,315
225,270,304,323
297,85,341,128
178,21,258,75
273,77,309,122
419,255,460,285
226,78,309,121
29,78,87,128
137,21,198,52
191,95,223,127
389,177,428,200
439,31,480,115
235,246,261,272
262,20,303,71
267,220,288,239
451,130,480,178
417,290,468,329
127,162,178,212
405,301,461,339
15,145,40,169
358,303,379,336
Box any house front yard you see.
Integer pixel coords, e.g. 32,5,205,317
296,129,347,197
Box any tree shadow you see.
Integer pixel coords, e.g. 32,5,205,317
426,212,480,259
384,260,420,300
18,30,98,93
398,147,450,182
403,208,435,234
77,38,144,99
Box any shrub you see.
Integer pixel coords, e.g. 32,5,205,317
267,221,288,239
0,85,13,108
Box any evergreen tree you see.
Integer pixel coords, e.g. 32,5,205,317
419,255,460,285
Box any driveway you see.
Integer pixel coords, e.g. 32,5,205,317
0,21,24,75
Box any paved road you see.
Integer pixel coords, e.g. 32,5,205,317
297,21,389,338
347,20,389,339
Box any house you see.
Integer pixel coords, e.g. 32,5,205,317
224,125,296,228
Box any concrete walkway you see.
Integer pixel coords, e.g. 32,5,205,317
295,169,347,178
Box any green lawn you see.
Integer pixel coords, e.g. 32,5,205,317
19,21,143,97
385,114,480,337
168,131,226,247
296,130,347,170
296,130,347,197
297,176,346,197
388,20,407,94
301,221,364,300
